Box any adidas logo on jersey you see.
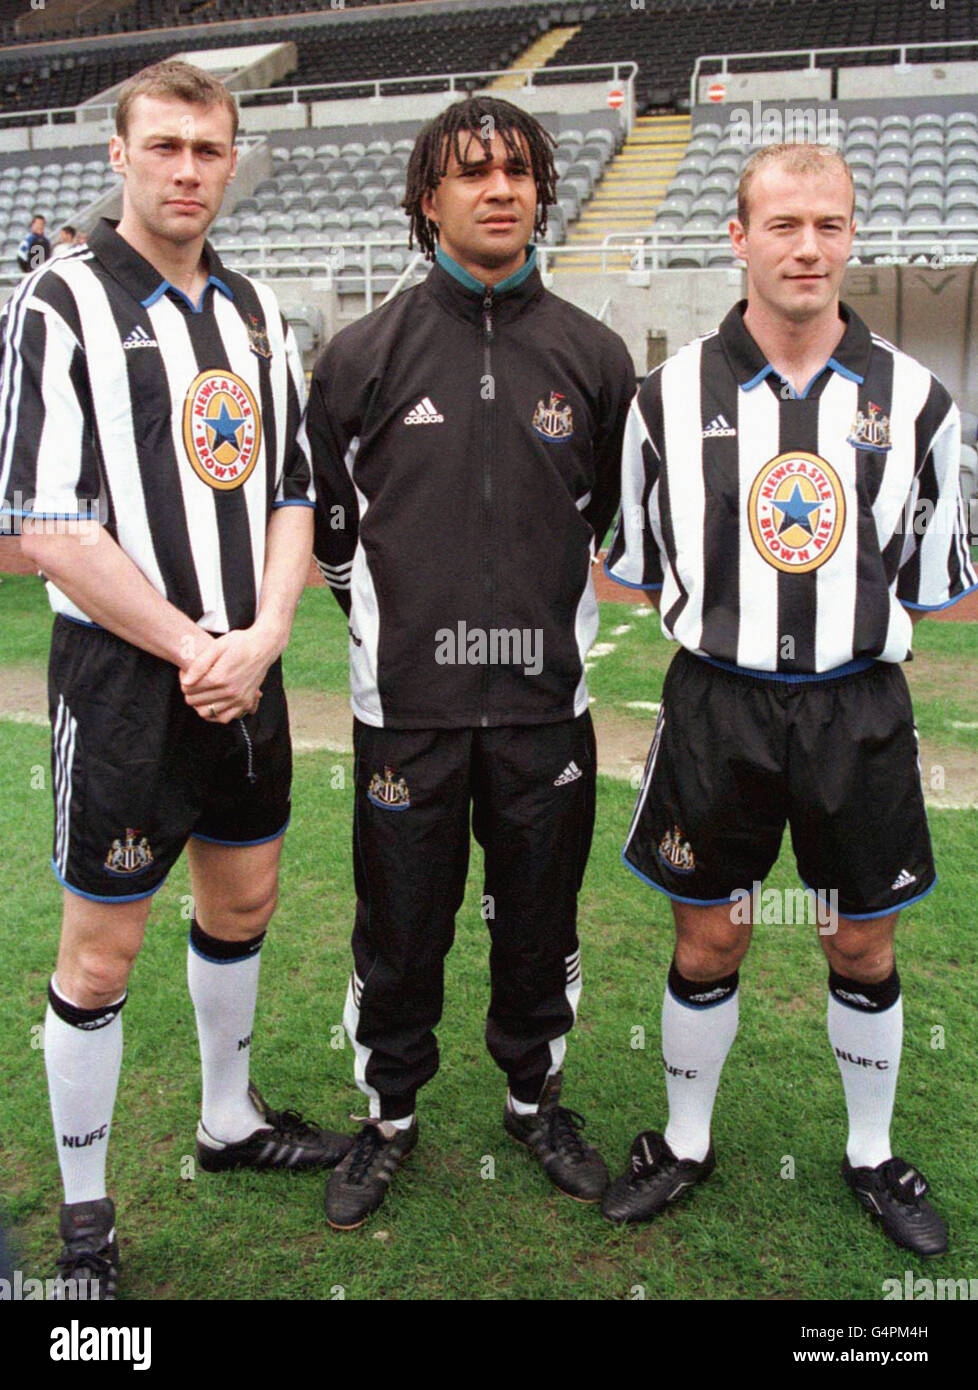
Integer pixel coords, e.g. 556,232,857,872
702,413,736,438
404,397,444,425
891,868,917,891
554,760,582,786
122,325,158,350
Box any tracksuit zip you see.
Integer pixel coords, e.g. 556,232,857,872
481,288,494,729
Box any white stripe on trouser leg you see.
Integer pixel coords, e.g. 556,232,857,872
343,972,381,1118
547,950,583,1076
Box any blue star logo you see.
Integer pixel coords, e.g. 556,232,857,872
773,481,820,537
207,401,244,453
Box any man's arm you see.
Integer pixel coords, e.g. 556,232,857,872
21,523,215,671
897,391,978,618
582,334,635,552
306,355,362,618
181,503,313,720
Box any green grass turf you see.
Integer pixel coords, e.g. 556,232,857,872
1,716,975,1300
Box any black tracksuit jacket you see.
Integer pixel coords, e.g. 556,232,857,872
307,250,635,728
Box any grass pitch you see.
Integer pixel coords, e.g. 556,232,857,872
1,575,976,1300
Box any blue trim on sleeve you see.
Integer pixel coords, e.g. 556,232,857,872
51,859,164,904
190,816,290,849
1,509,91,520
901,581,978,612
271,498,315,509
601,555,663,590
801,874,937,921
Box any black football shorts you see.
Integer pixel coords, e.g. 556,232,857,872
624,647,936,920
48,616,292,902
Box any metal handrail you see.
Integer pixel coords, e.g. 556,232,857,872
691,38,978,109
0,62,639,135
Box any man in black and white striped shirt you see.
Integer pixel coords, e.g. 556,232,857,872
0,61,349,1298
602,143,976,1253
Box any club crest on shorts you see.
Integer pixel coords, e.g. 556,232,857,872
183,370,261,491
748,451,846,575
658,825,695,874
847,401,891,451
104,829,154,876
367,766,411,810
532,391,574,442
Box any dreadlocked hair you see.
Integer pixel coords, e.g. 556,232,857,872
403,96,557,259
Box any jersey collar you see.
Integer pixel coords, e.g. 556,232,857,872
719,299,870,400
427,244,543,324
88,218,234,313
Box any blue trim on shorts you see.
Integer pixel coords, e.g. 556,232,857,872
271,498,315,509
189,815,290,848
51,858,164,904
620,849,733,907
697,654,875,683
801,874,938,921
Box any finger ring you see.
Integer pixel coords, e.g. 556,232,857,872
209,704,217,718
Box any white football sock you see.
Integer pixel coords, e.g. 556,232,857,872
188,924,266,1143
662,969,739,1163
828,973,902,1170
45,977,125,1205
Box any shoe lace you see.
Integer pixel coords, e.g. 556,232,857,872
880,1157,930,1206
345,1120,385,1185
55,1245,114,1288
629,1131,672,1181
544,1106,591,1164
262,1107,321,1143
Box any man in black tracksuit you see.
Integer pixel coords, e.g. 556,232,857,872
308,97,635,1229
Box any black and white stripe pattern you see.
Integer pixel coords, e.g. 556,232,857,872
52,694,77,879
0,222,313,633
607,303,977,674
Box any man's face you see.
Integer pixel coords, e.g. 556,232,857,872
730,163,855,324
31,217,44,235
109,95,236,246
421,129,536,277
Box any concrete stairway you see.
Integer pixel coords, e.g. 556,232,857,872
558,114,691,270
490,25,580,89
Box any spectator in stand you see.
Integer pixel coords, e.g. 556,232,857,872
17,214,50,274
51,226,77,260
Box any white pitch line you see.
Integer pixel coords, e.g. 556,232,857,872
611,624,632,637
0,711,48,726
589,642,616,658
631,607,654,618
950,720,978,730
625,701,661,713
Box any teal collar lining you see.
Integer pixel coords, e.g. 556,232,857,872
435,244,537,294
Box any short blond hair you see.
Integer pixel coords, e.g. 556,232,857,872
737,143,854,229
115,60,238,142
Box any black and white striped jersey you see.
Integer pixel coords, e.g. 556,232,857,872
0,219,313,632
607,301,977,675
